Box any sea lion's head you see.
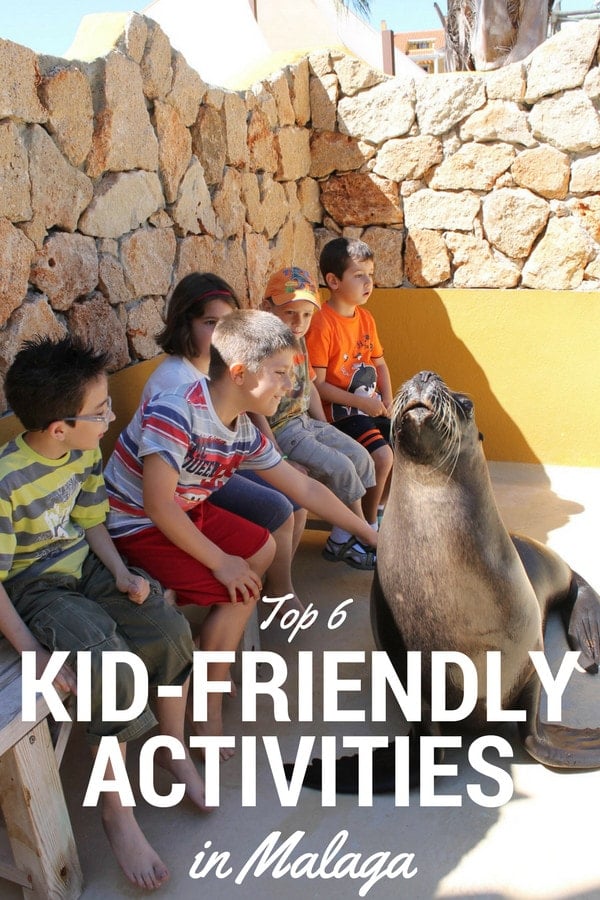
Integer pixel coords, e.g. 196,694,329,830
391,371,482,472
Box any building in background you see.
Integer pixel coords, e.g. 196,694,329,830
394,29,446,74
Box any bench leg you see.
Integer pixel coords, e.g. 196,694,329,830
0,719,83,899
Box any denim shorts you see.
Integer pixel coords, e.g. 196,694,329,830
7,552,193,745
209,470,298,527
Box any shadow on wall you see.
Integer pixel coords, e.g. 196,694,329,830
369,288,587,543
376,288,540,463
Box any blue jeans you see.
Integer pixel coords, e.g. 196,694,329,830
209,471,298,529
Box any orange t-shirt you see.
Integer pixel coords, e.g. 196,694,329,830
305,302,384,422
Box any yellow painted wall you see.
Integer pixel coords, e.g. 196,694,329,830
369,288,600,466
100,357,165,463
1,290,598,466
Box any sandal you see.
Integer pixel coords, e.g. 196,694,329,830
322,536,376,570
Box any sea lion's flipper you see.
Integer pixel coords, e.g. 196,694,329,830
514,536,600,674
560,573,600,674
519,675,600,768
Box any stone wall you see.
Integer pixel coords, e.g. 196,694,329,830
1,15,600,412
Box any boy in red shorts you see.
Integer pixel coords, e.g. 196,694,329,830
305,237,394,529
105,309,377,753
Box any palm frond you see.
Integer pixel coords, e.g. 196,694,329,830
334,0,372,21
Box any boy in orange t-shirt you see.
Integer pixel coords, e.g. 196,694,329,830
305,238,394,527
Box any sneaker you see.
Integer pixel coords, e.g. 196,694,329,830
322,536,376,570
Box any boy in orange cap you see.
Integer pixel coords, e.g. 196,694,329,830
263,267,376,570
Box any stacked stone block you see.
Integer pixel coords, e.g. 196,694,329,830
1,14,600,411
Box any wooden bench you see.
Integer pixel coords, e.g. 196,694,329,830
0,640,82,899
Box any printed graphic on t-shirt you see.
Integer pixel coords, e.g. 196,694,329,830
39,476,82,542
332,362,380,421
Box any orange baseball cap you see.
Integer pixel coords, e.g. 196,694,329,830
264,267,321,309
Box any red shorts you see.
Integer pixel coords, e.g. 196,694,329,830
114,501,270,607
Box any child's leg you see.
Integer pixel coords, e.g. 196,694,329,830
192,600,256,752
94,740,170,890
190,537,274,755
291,507,308,554
332,414,393,526
279,417,377,568
263,512,306,615
81,558,210,809
153,684,209,811
362,444,393,524
208,473,306,613
114,505,275,758
10,569,184,889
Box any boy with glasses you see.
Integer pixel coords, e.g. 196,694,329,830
0,335,207,891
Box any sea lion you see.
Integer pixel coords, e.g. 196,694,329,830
288,370,600,792
371,369,600,771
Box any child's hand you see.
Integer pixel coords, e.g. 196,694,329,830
359,394,389,417
37,648,77,695
213,555,262,604
117,571,151,605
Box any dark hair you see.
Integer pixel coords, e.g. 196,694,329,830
158,272,240,358
208,309,298,381
5,335,110,431
319,237,374,280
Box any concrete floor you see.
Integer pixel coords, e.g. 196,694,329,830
2,462,600,899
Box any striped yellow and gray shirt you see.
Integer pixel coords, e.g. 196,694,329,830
0,434,108,585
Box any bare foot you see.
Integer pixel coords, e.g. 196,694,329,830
155,745,212,811
101,802,169,890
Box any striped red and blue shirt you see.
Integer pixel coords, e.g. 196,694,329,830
105,379,281,538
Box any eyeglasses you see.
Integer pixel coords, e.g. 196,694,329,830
62,397,113,425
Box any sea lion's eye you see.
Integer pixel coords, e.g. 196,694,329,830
457,396,474,417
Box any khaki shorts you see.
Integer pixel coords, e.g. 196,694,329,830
7,552,193,744
275,414,376,504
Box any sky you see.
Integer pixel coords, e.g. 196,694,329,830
0,1,461,57
0,0,589,57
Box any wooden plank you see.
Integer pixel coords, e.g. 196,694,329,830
0,720,83,899
0,859,31,889
0,648,52,758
